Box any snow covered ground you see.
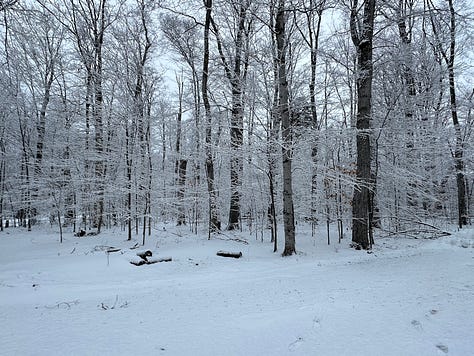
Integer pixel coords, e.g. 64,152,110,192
1,223,473,356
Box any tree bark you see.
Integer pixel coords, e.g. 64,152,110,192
177,159,187,226
267,1,280,251
276,0,296,256
34,69,54,177
350,0,375,250
202,0,221,233
446,0,467,228
175,75,187,226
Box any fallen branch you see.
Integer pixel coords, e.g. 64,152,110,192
382,217,452,238
213,235,249,245
45,300,79,310
129,243,139,250
216,250,243,258
380,228,451,240
99,295,129,310
130,257,172,266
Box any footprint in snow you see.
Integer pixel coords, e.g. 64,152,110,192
312,317,321,329
411,319,423,330
288,337,304,351
436,344,448,354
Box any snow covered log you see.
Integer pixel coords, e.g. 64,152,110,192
137,250,153,261
216,251,242,258
130,257,172,266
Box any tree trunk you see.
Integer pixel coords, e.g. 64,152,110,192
276,0,296,256
446,0,467,228
34,69,54,177
177,159,187,226
209,4,249,231
175,75,186,226
305,2,324,237
126,124,133,241
267,1,280,251
350,0,375,250
202,0,221,233
427,0,467,228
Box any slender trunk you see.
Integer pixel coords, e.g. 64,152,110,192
267,1,279,249
227,88,244,230
0,122,6,231
175,76,187,226
209,5,249,230
177,160,187,225
85,69,92,163
276,0,296,256
268,170,277,252
34,69,54,177
18,114,32,231
92,0,107,233
306,1,324,128
146,115,153,237
398,1,418,209
0,158,4,232
126,124,132,241
192,69,201,234
446,0,467,228
202,0,220,232
306,2,324,236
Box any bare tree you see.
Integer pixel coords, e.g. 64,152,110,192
160,13,203,231
350,0,376,249
209,0,254,230
293,0,327,235
427,0,467,228
36,0,110,231
276,0,296,256
203,0,221,233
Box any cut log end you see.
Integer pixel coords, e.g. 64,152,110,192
137,250,153,261
216,251,243,258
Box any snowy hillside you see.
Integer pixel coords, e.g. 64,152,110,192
1,225,473,356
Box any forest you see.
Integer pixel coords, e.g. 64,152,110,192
0,0,473,253
1,1,474,354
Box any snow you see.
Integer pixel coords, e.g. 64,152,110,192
1,224,473,356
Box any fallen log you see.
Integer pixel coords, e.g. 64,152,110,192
216,250,242,258
137,250,153,262
130,257,172,266
74,229,86,237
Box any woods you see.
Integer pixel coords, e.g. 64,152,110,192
0,0,472,250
